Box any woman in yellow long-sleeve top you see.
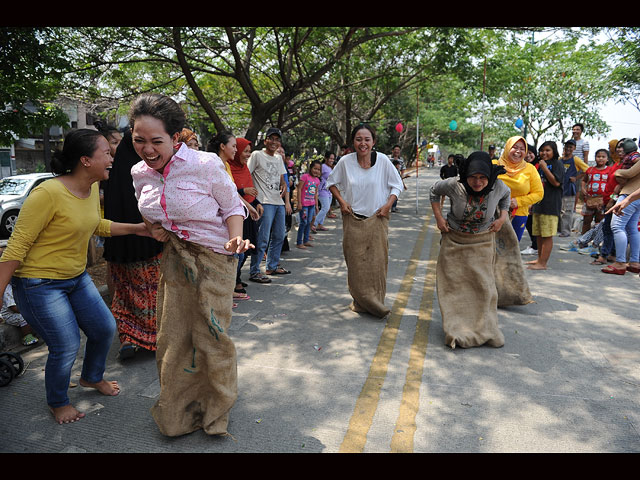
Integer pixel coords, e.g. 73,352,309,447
495,136,544,241
0,129,162,425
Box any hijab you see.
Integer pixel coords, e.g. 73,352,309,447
177,128,198,145
227,137,255,203
497,136,528,177
458,151,506,197
608,139,620,164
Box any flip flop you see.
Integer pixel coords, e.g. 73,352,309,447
601,265,626,275
266,267,291,275
627,265,640,273
590,259,606,265
233,292,250,300
249,274,272,283
118,343,136,360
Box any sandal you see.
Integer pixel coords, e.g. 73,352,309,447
233,292,250,300
590,259,606,265
316,225,328,231
234,287,247,294
118,343,136,360
249,274,272,283
266,267,291,275
627,265,640,273
601,265,626,275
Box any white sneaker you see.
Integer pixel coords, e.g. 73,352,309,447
521,247,538,255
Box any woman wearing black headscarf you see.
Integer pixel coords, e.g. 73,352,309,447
430,152,511,349
102,129,164,358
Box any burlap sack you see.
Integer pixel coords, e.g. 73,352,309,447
342,212,391,318
494,220,534,307
151,234,238,437
436,229,505,349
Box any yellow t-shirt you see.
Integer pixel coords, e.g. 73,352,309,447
0,179,112,279
495,161,544,217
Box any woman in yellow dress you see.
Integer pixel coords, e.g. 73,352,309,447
494,136,544,241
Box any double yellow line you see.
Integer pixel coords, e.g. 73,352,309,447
339,211,439,453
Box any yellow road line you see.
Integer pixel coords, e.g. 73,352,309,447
390,223,440,453
339,212,431,453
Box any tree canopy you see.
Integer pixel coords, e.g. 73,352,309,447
2,27,638,163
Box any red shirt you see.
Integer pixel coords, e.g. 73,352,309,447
585,165,613,197
603,163,622,203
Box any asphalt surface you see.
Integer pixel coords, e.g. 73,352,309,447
1,165,639,453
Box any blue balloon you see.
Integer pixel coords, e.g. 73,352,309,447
515,118,524,129
449,120,457,131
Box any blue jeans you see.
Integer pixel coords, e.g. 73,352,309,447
250,204,285,275
314,196,331,227
11,271,116,408
297,205,315,245
236,252,246,284
611,195,640,263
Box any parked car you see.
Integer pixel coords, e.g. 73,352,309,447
0,173,54,237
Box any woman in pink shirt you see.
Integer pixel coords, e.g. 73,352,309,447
128,93,251,437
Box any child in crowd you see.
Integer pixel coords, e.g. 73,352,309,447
527,141,564,270
560,220,604,255
296,160,321,249
0,248,38,346
581,149,612,234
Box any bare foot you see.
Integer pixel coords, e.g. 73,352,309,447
296,244,307,249
525,259,538,265
303,243,314,247
527,263,547,270
50,404,85,424
79,378,120,396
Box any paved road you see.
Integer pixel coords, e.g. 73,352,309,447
1,165,639,453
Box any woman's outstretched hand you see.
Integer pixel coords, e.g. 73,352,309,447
225,236,254,254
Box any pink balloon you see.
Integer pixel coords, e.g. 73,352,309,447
395,122,403,133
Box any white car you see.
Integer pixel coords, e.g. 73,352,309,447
0,173,54,237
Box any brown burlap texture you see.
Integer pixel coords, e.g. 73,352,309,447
494,220,534,307
436,229,505,349
151,234,238,437
342,212,391,318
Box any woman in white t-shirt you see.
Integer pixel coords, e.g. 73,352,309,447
326,123,404,318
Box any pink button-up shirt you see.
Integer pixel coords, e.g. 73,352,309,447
131,144,246,255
